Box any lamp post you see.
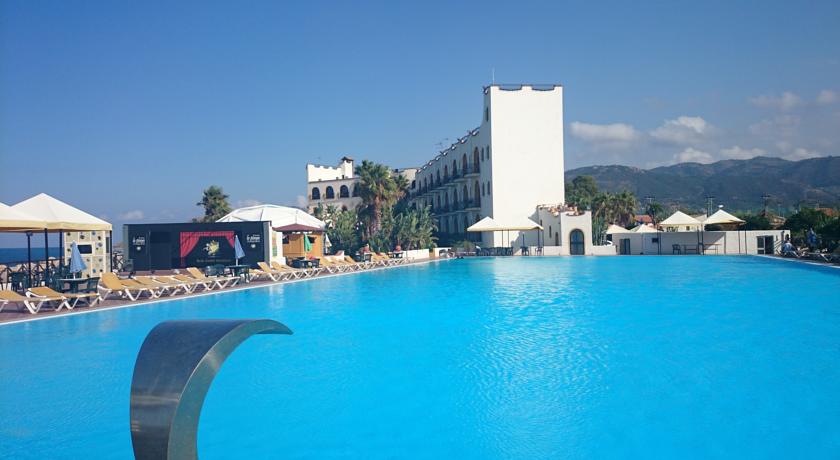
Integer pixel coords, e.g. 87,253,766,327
26,230,33,288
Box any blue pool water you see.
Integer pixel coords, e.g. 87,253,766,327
1,257,839,459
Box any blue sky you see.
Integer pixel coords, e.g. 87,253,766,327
1,0,839,244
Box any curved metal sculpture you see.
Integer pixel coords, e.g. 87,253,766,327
130,319,292,460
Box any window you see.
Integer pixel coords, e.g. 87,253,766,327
311,187,321,200
485,107,489,122
486,146,490,159
339,185,349,198
325,186,335,199
487,181,491,195
481,147,485,161
411,180,416,189
481,183,485,196
352,185,359,197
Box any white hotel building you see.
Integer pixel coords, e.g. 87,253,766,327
408,84,596,254
306,156,418,213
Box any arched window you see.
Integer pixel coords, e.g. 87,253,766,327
452,160,458,176
339,185,349,198
482,183,485,196
570,229,585,255
444,165,448,180
486,146,490,159
462,154,467,172
555,233,559,246
549,225,552,237
487,181,491,195
473,148,480,172
473,181,480,206
462,185,468,206
436,171,441,185
436,195,441,209
311,187,321,200
325,186,335,199
481,147,485,161
353,185,360,197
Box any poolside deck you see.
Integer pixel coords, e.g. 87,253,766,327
0,258,446,325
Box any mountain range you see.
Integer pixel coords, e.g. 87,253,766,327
565,156,840,212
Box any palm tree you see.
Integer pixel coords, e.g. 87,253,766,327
355,160,399,236
592,191,637,227
194,185,231,222
646,202,665,226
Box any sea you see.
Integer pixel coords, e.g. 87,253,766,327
0,247,61,264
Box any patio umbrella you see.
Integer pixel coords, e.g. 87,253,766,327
303,233,313,254
234,235,246,265
69,241,87,278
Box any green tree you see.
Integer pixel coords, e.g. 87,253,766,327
646,202,666,226
784,208,829,234
326,208,361,254
593,191,637,227
355,160,399,236
736,213,772,230
194,185,231,222
566,175,599,209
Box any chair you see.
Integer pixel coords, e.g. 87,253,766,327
186,267,238,289
81,277,100,294
135,276,189,296
29,286,99,309
270,261,307,279
0,289,60,314
253,262,286,282
99,272,157,301
672,244,682,255
9,272,28,292
169,274,213,292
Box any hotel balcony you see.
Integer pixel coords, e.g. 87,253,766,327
463,164,480,178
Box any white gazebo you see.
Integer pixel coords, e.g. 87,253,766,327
606,224,631,235
659,211,702,232
703,209,745,229
217,204,325,229
467,216,542,252
7,193,112,284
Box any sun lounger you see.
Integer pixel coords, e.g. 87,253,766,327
100,273,158,301
253,262,288,282
186,267,238,289
270,261,308,279
343,256,365,271
317,257,345,274
29,286,99,309
169,274,214,292
0,289,59,314
135,276,190,296
155,275,201,293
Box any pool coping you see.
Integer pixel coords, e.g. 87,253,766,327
0,257,451,327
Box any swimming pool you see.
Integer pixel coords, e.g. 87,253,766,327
1,257,838,458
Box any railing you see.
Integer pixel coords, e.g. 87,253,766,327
0,258,61,290
130,319,293,460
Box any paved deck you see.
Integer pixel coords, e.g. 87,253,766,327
0,258,444,325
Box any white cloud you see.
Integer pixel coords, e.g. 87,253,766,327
673,148,714,164
118,210,144,220
295,195,307,208
749,92,802,110
784,147,823,161
650,116,712,144
720,146,766,160
569,121,640,144
235,199,262,208
817,89,838,105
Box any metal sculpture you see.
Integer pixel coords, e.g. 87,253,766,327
130,319,292,459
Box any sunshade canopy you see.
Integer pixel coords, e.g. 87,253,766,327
218,204,325,230
11,193,112,231
659,211,702,228
631,224,660,233
606,224,631,234
467,216,543,232
273,223,323,233
0,202,48,232
703,209,746,226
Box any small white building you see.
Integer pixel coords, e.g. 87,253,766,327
306,157,418,213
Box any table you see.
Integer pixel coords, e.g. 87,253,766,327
59,278,88,293
292,258,318,269
226,265,251,282
354,253,372,263
702,244,721,255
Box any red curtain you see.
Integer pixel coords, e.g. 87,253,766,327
179,231,235,266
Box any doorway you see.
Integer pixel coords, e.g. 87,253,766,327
570,229,585,255
756,235,774,255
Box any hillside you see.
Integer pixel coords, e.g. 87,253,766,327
566,156,840,211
